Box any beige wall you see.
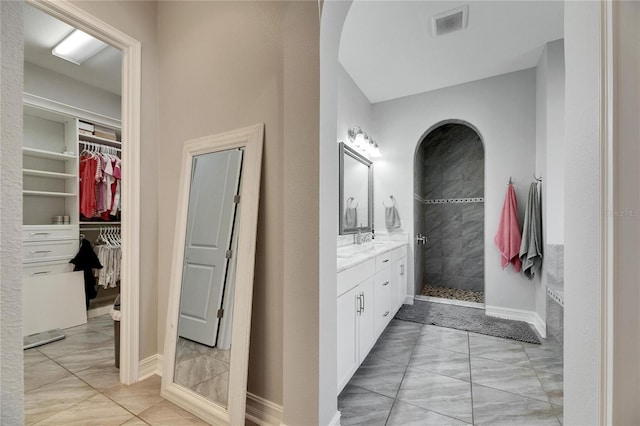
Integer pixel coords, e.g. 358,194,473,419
71,1,159,360
157,2,320,421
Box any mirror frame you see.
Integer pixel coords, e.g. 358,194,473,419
339,142,373,234
161,124,264,425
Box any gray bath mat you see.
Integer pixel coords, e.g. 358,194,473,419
395,300,541,344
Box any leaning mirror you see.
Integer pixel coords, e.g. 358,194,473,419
162,124,264,425
339,142,373,234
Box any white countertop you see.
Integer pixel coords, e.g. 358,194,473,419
337,240,407,272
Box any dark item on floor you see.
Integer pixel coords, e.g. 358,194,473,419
69,238,103,309
395,300,541,344
23,328,66,350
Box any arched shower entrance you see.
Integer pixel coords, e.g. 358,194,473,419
414,120,485,304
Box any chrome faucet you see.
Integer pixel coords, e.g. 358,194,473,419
354,230,373,245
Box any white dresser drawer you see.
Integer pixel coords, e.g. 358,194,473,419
23,225,78,242
22,261,74,278
23,239,78,264
337,258,375,297
375,251,393,272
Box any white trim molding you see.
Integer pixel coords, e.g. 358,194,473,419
139,354,163,381
28,0,142,385
328,410,341,426
599,2,614,424
245,393,283,426
485,305,546,338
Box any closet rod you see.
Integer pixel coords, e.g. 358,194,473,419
78,226,121,232
80,140,121,152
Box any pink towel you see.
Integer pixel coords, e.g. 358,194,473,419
494,184,522,272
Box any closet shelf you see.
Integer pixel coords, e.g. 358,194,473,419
23,147,76,161
79,134,121,147
23,190,77,198
23,169,76,179
79,221,121,226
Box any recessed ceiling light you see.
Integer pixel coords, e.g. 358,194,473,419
52,29,108,65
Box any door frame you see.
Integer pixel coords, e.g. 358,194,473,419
28,0,142,385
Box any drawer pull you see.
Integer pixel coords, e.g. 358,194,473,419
382,259,389,263
29,232,51,236
30,271,51,276
383,311,390,317
29,250,52,254
382,281,389,286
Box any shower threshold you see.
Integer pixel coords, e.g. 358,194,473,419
420,285,484,304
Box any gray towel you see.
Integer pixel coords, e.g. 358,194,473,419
345,207,358,228
345,198,358,228
519,182,543,279
385,205,401,229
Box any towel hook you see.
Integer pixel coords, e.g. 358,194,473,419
508,176,512,185
533,174,542,182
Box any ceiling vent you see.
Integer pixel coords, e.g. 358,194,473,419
431,5,469,37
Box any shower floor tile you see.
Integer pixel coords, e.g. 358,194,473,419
421,285,484,303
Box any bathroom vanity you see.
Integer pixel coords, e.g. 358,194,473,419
337,241,407,392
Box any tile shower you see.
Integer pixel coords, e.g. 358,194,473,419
414,123,485,301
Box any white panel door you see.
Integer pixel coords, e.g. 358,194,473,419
178,149,243,347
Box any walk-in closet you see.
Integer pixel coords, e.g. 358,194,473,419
22,4,129,421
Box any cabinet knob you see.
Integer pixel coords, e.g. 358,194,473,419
382,281,389,286
383,311,389,317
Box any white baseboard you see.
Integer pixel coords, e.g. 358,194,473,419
533,312,547,338
138,354,163,380
328,410,341,426
87,304,112,319
485,305,546,338
404,295,414,305
245,392,283,425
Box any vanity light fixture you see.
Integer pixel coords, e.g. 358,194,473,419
52,29,108,65
347,126,381,158
368,138,381,158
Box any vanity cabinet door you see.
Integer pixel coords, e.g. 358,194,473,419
373,267,393,338
358,278,376,362
393,257,407,311
337,284,359,393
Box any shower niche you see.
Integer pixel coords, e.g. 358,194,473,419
414,122,485,304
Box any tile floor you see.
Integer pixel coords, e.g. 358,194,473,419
24,315,207,425
339,319,563,426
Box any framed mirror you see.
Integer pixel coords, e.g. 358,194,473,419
339,142,373,234
161,124,264,425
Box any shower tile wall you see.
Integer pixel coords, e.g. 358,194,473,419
419,124,484,292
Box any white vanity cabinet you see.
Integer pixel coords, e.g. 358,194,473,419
392,246,408,311
337,243,408,393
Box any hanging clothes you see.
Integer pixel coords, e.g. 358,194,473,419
70,239,103,309
520,182,543,279
494,183,522,272
79,149,122,221
93,228,122,289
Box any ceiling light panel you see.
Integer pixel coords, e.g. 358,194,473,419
52,29,108,65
